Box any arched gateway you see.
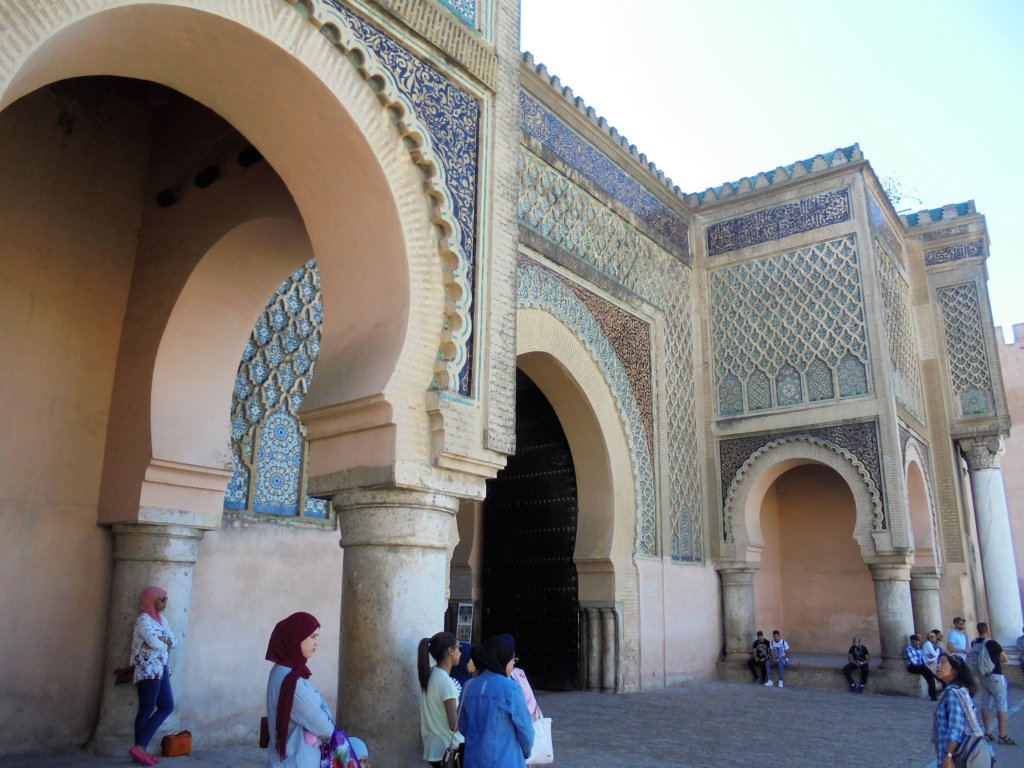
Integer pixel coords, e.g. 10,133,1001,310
0,2,506,764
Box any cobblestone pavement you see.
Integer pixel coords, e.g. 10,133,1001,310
2,681,1022,768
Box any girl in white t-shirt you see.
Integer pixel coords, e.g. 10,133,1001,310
418,631,465,767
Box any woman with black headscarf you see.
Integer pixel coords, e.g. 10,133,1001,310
457,635,534,767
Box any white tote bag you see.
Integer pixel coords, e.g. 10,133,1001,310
526,717,554,764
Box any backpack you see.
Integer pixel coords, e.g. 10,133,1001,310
969,639,996,678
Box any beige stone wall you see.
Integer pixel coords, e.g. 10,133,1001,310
0,86,148,751
997,324,1024,603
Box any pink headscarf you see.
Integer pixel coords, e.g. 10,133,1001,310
139,586,167,625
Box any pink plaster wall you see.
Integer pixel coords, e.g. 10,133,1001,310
755,464,879,654
0,86,150,750
997,324,1024,603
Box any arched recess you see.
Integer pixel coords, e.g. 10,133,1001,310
516,307,640,689
725,437,885,564
0,1,452,519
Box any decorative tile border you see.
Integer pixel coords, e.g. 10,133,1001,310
706,188,852,256
924,239,985,267
517,255,658,555
519,91,690,258
922,223,970,242
902,201,975,228
323,1,480,395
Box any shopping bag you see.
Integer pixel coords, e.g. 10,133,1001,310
526,717,553,765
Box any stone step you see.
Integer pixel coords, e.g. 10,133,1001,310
718,656,930,698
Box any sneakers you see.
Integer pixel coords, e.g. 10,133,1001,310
764,680,773,686
856,684,865,693
850,683,857,692
778,681,784,688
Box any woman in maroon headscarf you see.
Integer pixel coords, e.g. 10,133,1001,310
265,612,369,768
129,586,176,766
266,612,334,768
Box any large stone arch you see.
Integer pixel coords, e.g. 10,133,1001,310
724,435,885,563
0,0,456,517
516,307,640,690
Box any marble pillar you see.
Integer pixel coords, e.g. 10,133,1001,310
90,523,204,755
910,569,943,637
868,562,914,664
716,563,758,660
333,487,459,767
960,436,1024,647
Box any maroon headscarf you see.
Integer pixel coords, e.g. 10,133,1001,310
266,612,320,760
139,586,167,625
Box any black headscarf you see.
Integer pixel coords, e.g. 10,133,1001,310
450,641,473,685
476,634,515,675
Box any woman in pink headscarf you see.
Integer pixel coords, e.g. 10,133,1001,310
129,586,176,766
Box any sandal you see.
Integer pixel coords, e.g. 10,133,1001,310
999,735,1017,745
985,733,994,742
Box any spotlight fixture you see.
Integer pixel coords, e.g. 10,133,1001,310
155,187,181,208
238,145,264,168
194,165,221,189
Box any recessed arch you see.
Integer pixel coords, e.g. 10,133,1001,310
725,436,884,562
0,1,456,517
905,438,939,570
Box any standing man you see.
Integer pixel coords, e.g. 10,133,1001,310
748,630,771,685
903,634,938,701
765,630,790,688
947,616,970,660
971,622,1016,745
842,636,870,693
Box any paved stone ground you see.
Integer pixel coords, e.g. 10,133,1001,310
2,681,1022,768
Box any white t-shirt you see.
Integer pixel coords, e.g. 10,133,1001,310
420,666,464,761
770,638,789,662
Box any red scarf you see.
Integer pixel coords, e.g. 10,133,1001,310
266,612,320,760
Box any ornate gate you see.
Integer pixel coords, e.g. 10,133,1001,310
482,370,580,690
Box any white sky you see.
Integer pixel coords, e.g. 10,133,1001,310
520,0,1024,341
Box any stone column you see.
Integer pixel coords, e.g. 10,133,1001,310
716,563,758,660
333,488,460,768
90,523,204,755
960,436,1024,647
600,607,617,691
910,569,943,637
868,561,915,664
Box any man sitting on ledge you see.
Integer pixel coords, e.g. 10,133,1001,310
904,633,938,701
842,636,869,693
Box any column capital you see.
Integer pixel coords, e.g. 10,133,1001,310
866,560,912,583
958,435,1005,471
333,486,460,549
110,522,204,564
715,562,759,587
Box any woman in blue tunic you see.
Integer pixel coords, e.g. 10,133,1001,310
457,635,534,768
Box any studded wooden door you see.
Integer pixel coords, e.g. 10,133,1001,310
482,370,580,690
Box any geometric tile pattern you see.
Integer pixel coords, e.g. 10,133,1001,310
719,420,886,540
924,239,985,267
518,147,702,561
517,255,657,555
876,246,924,419
325,1,480,395
936,283,994,417
223,261,329,519
706,188,852,257
709,236,870,416
438,0,475,26
519,91,690,258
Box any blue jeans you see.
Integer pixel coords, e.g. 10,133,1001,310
766,658,788,681
134,666,174,749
